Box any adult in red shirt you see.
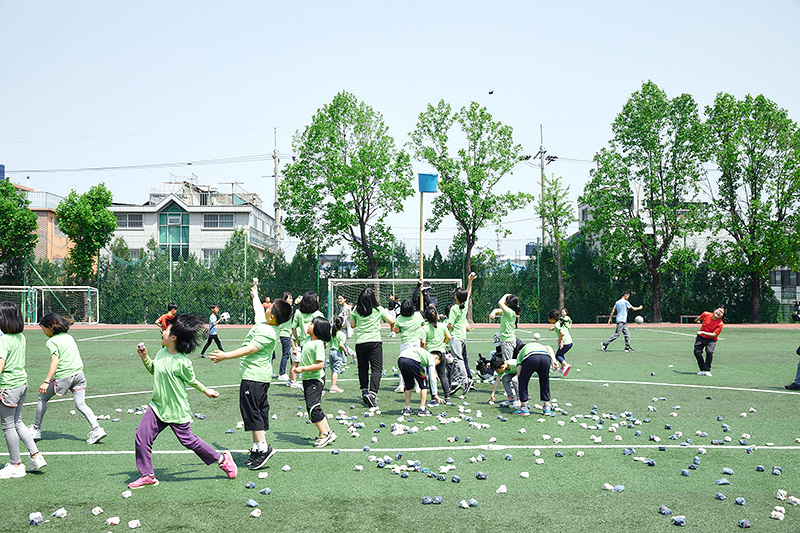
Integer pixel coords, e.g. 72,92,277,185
693,307,725,376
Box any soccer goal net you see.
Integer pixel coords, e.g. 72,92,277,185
327,278,462,320
0,286,100,325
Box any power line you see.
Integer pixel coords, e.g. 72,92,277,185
3,154,298,175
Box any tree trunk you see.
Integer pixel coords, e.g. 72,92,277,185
464,239,474,323
749,271,761,323
651,268,662,322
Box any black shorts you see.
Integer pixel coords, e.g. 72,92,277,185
239,379,271,432
398,356,427,390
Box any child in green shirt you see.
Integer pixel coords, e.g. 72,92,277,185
130,314,237,489
295,317,336,447
209,286,292,470
31,313,106,445
0,302,46,479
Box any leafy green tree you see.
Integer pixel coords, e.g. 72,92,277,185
704,92,800,322
408,100,534,288
536,174,577,310
279,91,414,278
578,81,707,322
0,179,38,283
56,183,117,284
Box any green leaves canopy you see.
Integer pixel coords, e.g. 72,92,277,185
0,179,38,280
579,81,707,321
279,91,414,278
56,183,117,282
704,92,800,322
408,100,533,279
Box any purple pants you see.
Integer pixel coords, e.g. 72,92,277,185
134,407,219,477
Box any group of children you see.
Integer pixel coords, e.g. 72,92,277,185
0,279,571,488
0,303,107,479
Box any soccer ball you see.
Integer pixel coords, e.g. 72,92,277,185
533,333,541,340
634,316,644,324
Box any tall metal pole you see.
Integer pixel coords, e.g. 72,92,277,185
419,191,424,311
539,124,546,247
273,129,281,242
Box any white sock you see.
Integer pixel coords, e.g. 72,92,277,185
256,442,269,453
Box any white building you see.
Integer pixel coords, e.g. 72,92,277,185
108,176,277,266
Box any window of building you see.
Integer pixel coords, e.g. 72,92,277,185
203,249,222,268
158,205,189,260
203,214,234,228
116,213,143,229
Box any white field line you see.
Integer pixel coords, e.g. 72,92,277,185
76,330,150,342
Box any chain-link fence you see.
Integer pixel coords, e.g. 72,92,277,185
16,233,784,325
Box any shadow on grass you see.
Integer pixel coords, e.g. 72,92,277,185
273,431,313,446
40,430,90,443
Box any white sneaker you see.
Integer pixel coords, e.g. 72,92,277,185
0,462,26,479
394,386,404,393
28,424,42,441
87,426,107,444
288,380,303,389
277,374,289,381
704,371,712,377
697,371,706,375
27,454,47,472
313,431,337,448
389,332,396,338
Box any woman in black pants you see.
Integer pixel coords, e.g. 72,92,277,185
350,288,395,408
515,343,558,416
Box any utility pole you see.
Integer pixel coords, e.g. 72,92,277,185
272,128,281,242
538,124,546,247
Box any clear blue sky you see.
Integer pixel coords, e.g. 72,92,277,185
2,1,798,255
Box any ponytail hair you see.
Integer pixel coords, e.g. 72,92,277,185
39,313,74,335
332,315,345,336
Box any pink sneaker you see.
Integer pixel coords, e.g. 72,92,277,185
218,451,237,479
562,364,572,377
128,475,159,489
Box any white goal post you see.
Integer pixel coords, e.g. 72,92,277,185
0,286,99,325
327,278,462,321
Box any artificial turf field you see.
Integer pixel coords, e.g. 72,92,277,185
2,323,800,532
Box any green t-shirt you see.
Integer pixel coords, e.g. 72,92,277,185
554,319,573,345
299,339,325,381
147,347,203,424
239,320,280,383
279,312,293,338
333,329,347,352
292,310,323,347
395,312,425,345
424,322,448,354
517,342,550,367
498,359,517,376
353,306,390,344
46,333,84,379
447,305,468,340
498,308,517,343
0,333,27,389
398,345,433,367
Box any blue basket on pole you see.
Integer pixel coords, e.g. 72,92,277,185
418,173,438,193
